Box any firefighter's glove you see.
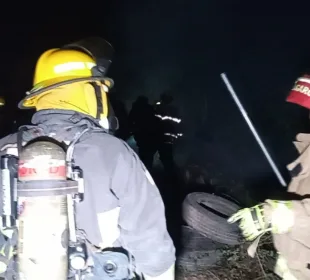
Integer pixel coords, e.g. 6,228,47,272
228,200,294,242
265,199,294,234
227,204,270,241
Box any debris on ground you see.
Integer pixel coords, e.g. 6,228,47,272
177,233,280,280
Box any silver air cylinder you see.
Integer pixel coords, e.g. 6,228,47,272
17,140,78,280
1,154,18,228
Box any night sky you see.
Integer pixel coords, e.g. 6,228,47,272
2,5,310,198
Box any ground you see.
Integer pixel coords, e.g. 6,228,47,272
129,139,283,280
177,234,280,280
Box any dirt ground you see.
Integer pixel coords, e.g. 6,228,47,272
177,234,280,280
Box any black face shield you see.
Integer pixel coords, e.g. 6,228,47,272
62,37,115,78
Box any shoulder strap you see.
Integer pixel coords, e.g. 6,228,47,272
17,125,46,156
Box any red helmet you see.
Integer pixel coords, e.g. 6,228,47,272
287,74,310,109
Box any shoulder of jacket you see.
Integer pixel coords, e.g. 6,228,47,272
295,133,310,143
79,130,131,156
0,133,18,149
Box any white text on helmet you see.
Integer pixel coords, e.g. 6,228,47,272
54,62,96,74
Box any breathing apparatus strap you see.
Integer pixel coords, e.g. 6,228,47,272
17,127,29,155
90,82,104,120
16,125,47,154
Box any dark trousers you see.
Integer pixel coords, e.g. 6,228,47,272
137,141,175,174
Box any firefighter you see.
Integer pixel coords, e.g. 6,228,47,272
109,94,130,140
128,96,159,171
0,39,176,279
154,92,182,174
228,74,310,280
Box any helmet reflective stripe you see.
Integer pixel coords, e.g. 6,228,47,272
54,62,96,74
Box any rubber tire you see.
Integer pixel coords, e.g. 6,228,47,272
182,192,243,246
177,226,227,271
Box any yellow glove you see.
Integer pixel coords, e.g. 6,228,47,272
228,200,294,242
227,204,270,241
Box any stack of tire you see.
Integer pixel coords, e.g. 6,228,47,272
178,192,244,271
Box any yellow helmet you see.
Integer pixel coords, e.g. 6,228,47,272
19,38,114,109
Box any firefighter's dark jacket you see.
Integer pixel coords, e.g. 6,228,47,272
0,109,176,276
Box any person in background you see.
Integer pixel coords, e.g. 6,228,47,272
128,95,159,171
154,92,182,175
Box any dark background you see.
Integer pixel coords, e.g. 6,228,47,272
2,4,310,200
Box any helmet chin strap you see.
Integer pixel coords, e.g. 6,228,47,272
89,81,110,130
99,117,109,130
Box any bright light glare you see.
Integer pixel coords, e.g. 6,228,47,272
0,97,5,106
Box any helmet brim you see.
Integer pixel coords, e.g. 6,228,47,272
18,76,114,109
